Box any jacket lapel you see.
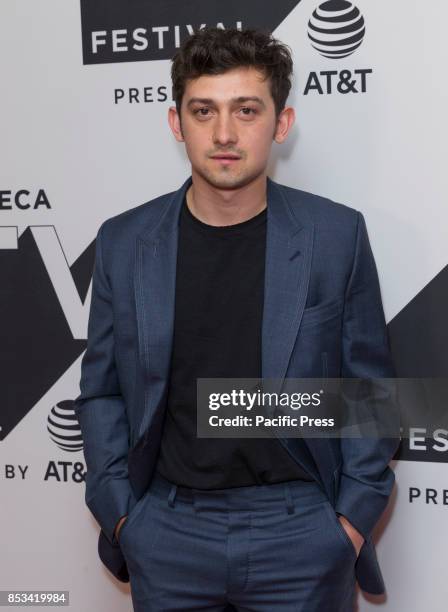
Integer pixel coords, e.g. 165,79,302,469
261,179,323,485
134,177,192,439
262,178,314,382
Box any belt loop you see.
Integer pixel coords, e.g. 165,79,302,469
168,483,177,508
283,483,295,514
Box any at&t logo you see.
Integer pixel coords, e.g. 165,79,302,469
303,0,372,96
307,0,365,59
47,400,83,453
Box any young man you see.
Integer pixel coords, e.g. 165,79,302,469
75,28,399,611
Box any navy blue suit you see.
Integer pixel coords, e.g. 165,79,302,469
75,176,399,596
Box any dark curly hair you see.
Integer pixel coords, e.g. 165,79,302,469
171,28,293,118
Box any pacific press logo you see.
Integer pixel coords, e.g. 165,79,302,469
303,0,372,96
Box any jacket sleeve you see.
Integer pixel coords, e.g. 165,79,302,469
334,211,401,541
74,220,136,545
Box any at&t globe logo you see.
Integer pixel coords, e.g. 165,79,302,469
308,0,365,59
47,400,83,452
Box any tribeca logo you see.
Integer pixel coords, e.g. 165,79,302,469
307,0,365,59
91,22,242,58
0,189,51,211
0,224,93,440
80,0,304,65
303,0,371,95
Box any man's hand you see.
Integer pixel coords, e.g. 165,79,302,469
114,515,128,543
338,514,365,557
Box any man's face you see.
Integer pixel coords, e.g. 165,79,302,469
169,66,293,190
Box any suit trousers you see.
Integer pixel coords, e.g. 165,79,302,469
117,472,357,611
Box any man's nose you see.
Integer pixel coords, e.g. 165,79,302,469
212,113,238,146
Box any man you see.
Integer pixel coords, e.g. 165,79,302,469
75,27,399,611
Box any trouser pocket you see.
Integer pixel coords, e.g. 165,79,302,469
323,500,357,560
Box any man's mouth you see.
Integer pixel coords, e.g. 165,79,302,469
210,154,241,162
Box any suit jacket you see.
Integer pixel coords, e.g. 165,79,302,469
74,176,400,594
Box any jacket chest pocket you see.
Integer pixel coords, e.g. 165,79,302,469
300,297,344,331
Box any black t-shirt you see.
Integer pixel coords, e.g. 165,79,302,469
154,196,314,488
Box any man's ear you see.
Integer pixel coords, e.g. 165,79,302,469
273,106,295,144
168,106,184,142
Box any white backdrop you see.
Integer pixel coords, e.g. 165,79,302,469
1,1,447,610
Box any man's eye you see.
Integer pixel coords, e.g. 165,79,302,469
239,107,256,116
195,108,210,116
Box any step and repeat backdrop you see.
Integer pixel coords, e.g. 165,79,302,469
1,1,447,610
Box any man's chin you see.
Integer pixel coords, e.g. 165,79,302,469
196,168,259,191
